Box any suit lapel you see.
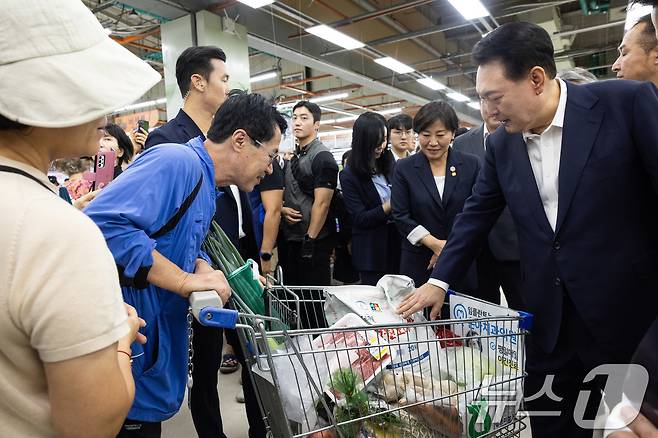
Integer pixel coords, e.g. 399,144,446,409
414,153,443,209
509,134,555,236
555,84,602,235
441,148,460,208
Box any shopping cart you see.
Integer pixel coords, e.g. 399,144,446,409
191,281,533,438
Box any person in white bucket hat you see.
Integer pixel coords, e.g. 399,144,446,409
0,0,160,437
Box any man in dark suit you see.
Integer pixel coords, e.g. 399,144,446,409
398,22,658,437
145,47,265,438
453,108,523,310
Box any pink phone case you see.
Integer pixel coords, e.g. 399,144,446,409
92,149,116,190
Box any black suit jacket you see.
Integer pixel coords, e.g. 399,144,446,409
339,166,401,272
145,109,258,260
432,80,658,354
145,109,202,148
392,148,480,289
453,125,520,261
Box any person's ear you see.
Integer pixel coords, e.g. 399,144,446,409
190,73,206,93
231,129,248,153
530,66,547,95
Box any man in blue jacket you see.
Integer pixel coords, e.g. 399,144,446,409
398,22,658,437
85,93,285,437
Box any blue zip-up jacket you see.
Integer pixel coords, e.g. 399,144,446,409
85,136,216,421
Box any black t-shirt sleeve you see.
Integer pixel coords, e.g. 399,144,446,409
311,151,339,190
257,159,284,192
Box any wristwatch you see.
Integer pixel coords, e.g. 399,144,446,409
259,252,273,261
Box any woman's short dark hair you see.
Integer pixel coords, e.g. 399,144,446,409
104,123,134,166
413,101,459,134
207,93,287,144
349,112,394,178
472,22,557,81
292,101,322,122
176,46,227,98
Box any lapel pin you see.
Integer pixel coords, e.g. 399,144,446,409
450,166,457,177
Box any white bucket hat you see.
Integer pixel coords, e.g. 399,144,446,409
0,0,162,128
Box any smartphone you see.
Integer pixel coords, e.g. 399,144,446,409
92,149,116,190
137,119,150,133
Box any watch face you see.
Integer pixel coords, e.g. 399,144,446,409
260,252,272,261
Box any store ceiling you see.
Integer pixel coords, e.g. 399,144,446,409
85,0,630,127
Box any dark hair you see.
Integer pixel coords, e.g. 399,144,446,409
104,123,134,166
176,46,227,98
349,112,394,178
413,101,459,134
341,150,351,168
207,93,287,144
472,22,557,81
635,0,658,5
292,101,322,122
0,114,29,130
386,113,413,132
632,15,658,53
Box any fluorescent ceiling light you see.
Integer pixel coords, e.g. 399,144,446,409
320,114,358,125
625,4,653,30
377,107,402,116
417,77,446,90
306,25,365,50
318,129,351,137
448,0,490,20
374,57,414,74
249,71,277,83
114,97,166,113
446,91,470,102
237,0,274,8
320,106,354,116
467,101,481,110
309,92,349,104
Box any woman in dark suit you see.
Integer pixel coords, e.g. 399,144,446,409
339,112,401,285
391,101,480,291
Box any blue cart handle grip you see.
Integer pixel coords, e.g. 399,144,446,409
189,291,238,328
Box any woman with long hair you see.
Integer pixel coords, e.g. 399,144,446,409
339,111,401,285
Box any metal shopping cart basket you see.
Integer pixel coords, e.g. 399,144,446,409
191,279,533,438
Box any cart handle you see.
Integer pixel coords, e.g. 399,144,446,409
189,291,239,329
445,289,534,330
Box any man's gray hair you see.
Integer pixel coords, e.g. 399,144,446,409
557,67,598,84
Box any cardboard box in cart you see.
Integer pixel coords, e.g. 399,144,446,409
449,292,532,437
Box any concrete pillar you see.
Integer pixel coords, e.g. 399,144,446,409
160,11,250,120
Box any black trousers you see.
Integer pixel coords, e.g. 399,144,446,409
283,237,334,329
116,419,161,438
523,296,631,438
474,246,524,310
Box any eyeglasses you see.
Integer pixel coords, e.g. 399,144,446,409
247,134,278,165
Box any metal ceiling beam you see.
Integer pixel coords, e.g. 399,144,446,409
322,0,578,57
288,0,434,38
247,33,479,124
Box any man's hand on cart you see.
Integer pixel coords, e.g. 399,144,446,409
610,409,658,438
178,260,232,303
397,283,446,320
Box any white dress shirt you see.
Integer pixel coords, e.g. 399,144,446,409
229,184,246,239
429,79,568,291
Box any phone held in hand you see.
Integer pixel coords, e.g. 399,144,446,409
83,149,116,191
137,119,150,133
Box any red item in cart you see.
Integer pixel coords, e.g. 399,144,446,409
435,326,464,348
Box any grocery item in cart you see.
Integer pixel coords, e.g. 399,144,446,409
312,313,392,402
324,275,442,375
